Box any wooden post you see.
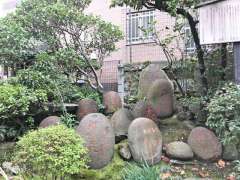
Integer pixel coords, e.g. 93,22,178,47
234,42,240,84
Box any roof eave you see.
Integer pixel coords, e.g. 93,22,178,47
195,0,226,9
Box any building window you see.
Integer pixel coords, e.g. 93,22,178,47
127,10,155,44
184,25,196,55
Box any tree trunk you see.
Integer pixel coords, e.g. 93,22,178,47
177,9,208,96
220,43,227,80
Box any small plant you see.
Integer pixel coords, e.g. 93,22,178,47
206,82,240,145
14,125,89,179
121,163,161,180
60,113,77,128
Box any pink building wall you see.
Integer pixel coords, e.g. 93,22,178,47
86,0,184,64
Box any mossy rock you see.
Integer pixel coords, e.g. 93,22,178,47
76,144,127,180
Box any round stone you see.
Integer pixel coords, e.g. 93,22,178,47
39,116,61,128
138,64,170,98
77,99,98,120
111,108,134,142
166,141,194,160
222,143,239,161
187,127,222,161
132,100,158,123
128,118,162,165
147,79,174,118
118,143,132,161
76,113,115,169
103,91,122,114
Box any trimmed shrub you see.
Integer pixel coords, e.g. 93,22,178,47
206,82,240,145
14,125,89,179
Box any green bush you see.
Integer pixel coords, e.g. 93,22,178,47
0,83,47,123
14,125,89,179
206,82,240,145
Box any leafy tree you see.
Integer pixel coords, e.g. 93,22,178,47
111,0,208,96
0,0,123,92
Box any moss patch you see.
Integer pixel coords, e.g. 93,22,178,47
76,143,127,180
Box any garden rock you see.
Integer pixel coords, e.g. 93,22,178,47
2,162,20,175
39,116,61,128
111,108,134,142
118,143,132,161
223,143,239,161
128,117,162,165
103,91,122,114
76,113,115,169
166,141,194,160
147,79,174,118
132,100,158,123
77,99,98,120
188,127,222,161
138,64,170,98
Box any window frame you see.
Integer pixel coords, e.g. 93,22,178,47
126,9,155,45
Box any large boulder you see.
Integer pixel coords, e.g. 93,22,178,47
111,108,134,142
138,64,170,98
166,141,194,160
39,116,61,128
132,100,158,123
103,91,122,114
128,118,162,165
187,127,222,161
77,99,98,120
76,113,115,169
147,79,174,118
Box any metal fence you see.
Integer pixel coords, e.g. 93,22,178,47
100,60,120,92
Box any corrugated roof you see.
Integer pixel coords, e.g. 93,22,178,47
196,0,226,8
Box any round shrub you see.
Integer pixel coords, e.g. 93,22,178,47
14,125,89,178
206,82,240,145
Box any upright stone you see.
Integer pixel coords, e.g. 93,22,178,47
132,100,158,123
128,118,162,165
39,116,61,128
111,108,134,142
138,64,170,98
188,127,222,161
77,99,98,120
76,113,115,169
103,91,122,114
147,79,174,118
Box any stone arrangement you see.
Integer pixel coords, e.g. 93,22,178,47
147,79,174,118
188,127,222,161
76,113,115,169
76,98,98,120
39,64,237,170
103,91,122,114
111,108,134,142
138,64,170,98
128,118,162,165
133,100,158,123
39,116,61,128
